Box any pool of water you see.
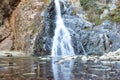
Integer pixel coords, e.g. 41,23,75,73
0,56,120,80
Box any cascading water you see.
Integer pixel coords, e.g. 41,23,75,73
51,0,75,57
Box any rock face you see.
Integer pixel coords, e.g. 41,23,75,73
9,0,49,53
33,0,120,56
67,18,120,55
33,1,56,56
0,0,20,26
0,0,50,53
0,0,20,50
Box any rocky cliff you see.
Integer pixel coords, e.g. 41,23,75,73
0,0,50,54
0,0,21,50
33,0,120,56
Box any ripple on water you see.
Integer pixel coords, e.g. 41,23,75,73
0,55,120,80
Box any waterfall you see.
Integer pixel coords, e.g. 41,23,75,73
51,0,75,57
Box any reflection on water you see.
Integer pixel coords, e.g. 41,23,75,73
0,56,120,80
52,57,74,80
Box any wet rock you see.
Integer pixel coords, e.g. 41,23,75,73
33,0,56,56
63,12,120,55
33,0,120,56
70,20,120,55
63,15,94,55
33,0,92,56
92,20,120,53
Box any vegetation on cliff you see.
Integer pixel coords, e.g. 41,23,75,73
80,0,120,25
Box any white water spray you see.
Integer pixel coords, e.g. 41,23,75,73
51,0,74,57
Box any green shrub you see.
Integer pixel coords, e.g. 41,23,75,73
108,8,120,22
80,0,95,10
80,0,120,24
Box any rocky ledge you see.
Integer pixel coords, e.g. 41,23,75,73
0,51,29,57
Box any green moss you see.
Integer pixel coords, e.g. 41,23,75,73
72,10,77,15
95,8,104,15
29,23,36,30
113,16,120,22
95,18,102,25
27,23,37,34
80,0,95,10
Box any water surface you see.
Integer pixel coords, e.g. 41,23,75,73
0,56,120,80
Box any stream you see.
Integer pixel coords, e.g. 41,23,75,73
0,56,120,80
